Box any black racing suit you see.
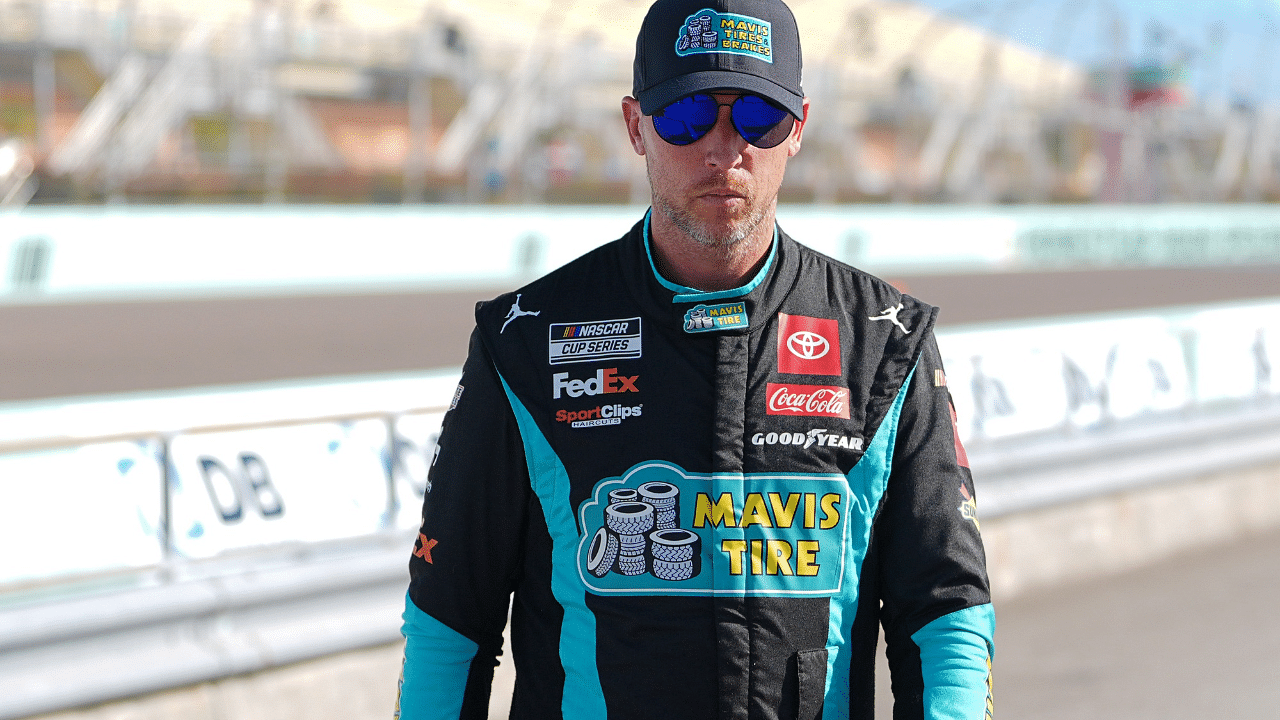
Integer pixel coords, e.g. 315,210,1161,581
397,213,994,720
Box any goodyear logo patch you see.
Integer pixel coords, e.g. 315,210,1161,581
577,461,854,596
683,302,748,333
674,9,773,64
549,317,642,365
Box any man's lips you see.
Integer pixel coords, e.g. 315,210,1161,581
696,187,746,201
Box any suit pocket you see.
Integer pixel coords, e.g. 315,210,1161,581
795,647,828,720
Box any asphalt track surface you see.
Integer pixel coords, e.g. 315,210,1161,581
987,527,1280,720
3,264,1280,403
869,527,1280,719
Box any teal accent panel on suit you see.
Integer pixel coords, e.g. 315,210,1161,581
398,592,480,720
822,365,917,720
497,373,609,720
911,603,996,720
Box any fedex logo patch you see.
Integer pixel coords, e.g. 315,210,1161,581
553,368,639,400
777,313,841,375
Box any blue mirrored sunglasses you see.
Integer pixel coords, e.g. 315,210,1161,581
651,93,795,149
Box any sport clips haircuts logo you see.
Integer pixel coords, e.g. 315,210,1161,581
556,404,643,429
777,313,841,375
766,383,850,418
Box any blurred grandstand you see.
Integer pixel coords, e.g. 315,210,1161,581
0,0,1277,206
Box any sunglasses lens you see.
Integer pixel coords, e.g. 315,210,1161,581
732,95,794,148
651,94,794,148
652,94,719,145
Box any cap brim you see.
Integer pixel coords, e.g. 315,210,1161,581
638,70,803,119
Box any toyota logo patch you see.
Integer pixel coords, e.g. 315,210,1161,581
787,331,830,360
777,313,841,375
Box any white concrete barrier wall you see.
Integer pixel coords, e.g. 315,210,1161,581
6,204,1280,300
941,299,1280,444
0,373,455,589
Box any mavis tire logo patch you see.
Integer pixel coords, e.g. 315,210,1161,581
556,403,643,429
552,368,639,399
766,383,851,418
549,317,641,365
674,10,773,64
777,313,841,375
683,302,748,333
576,461,851,596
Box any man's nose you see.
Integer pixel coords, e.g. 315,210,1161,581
703,106,746,167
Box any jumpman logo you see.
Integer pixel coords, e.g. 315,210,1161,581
869,303,911,335
501,293,540,333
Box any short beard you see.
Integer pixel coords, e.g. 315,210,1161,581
650,171,772,257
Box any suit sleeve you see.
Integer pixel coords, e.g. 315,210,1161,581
877,332,995,720
396,327,532,720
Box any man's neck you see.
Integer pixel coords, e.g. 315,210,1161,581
648,213,775,293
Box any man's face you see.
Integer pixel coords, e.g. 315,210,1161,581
623,92,808,251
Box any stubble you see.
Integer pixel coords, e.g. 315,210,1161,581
649,168,774,261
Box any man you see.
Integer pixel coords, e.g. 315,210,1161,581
396,1,995,718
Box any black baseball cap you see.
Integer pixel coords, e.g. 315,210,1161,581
633,0,804,118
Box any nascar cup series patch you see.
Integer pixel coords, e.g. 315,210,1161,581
675,9,773,63
683,302,748,333
548,317,642,365
577,460,853,596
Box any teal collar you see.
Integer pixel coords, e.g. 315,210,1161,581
643,209,778,304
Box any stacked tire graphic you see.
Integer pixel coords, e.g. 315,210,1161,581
585,527,619,578
649,529,702,581
590,482,701,582
606,502,654,576
608,488,638,504
638,481,679,530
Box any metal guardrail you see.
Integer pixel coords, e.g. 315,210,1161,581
972,399,1280,518
0,535,411,720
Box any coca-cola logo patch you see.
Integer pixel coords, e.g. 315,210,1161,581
766,383,851,418
777,314,841,375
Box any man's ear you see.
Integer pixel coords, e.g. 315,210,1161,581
787,97,810,157
622,96,647,156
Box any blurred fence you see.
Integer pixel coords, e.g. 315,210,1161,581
5,0,1279,204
